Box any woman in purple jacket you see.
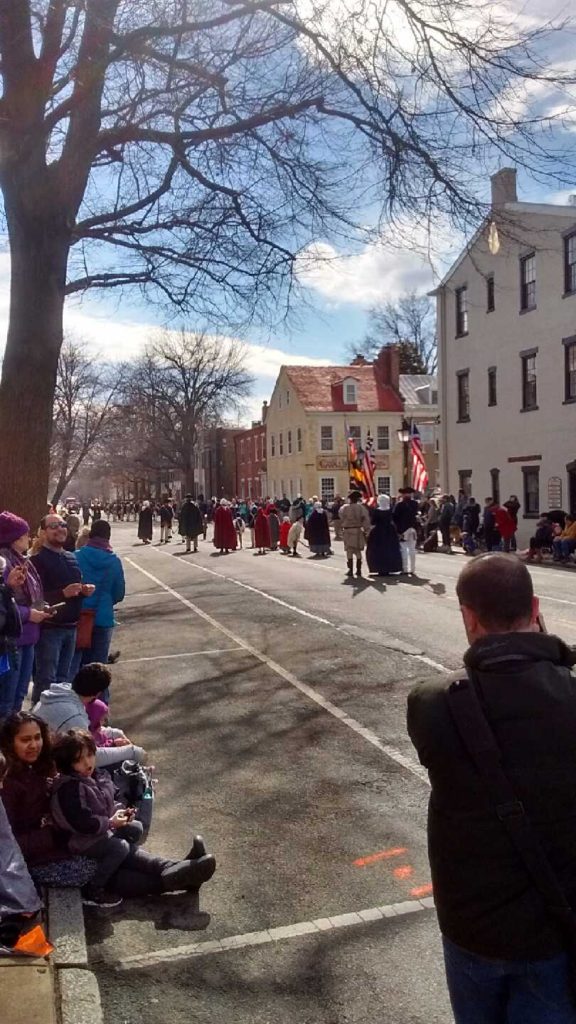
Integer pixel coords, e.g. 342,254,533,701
0,512,52,717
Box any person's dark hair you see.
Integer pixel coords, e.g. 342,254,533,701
89,520,111,541
71,662,111,698
0,750,6,784
456,553,534,632
348,490,362,503
0,713,54,777
52,729,96,774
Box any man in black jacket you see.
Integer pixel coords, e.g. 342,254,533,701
408,553,576,1023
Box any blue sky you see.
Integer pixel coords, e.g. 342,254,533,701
1,0,576,422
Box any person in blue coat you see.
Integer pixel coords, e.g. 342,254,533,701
72,521,125,681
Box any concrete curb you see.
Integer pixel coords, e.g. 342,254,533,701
47,889,103,1024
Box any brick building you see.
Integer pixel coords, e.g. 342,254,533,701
234,404,268,499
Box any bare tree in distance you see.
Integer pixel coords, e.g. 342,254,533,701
121,329,253,495
50,337,123,508
0,1,574,523
351,293,437,375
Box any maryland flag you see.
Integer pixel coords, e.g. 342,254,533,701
347,436,366,494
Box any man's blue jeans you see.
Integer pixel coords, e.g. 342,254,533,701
32,627,77,704
443,936,576,1023
0,644,36,717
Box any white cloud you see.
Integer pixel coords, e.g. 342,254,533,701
295,234,448,303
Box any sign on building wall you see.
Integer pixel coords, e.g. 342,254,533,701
547,476,563,510
316,456,348,470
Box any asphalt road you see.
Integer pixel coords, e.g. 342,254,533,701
87,523,576,1024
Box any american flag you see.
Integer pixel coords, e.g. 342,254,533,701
363,432,377,503
410,423,429,493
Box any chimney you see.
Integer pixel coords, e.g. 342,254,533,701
350,354,369,366
491,168,517,207
261,400,268,423
374,345,400,392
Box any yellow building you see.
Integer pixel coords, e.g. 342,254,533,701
265,348,438,502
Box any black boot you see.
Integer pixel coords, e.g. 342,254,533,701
185,835,207,861
160,854,216,893
346,559,353,578
356,558,362,577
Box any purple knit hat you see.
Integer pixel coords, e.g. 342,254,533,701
0,511,30,547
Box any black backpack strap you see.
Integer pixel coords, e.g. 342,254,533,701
447,674,576,946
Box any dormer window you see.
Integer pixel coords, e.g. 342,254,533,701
344,380,357,405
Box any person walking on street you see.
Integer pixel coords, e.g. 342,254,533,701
254,507,270,555
268,506,280,552
213,500,237,554
159,501,173,544
393,488,419,576
0,513,50,716
72,521,125,679
438,495,455,552
339,491,371,578
30,515,95,703
305,502,332,558
366,495,402,576
137,502,153,545
179,495,203,553
408,553,576,1023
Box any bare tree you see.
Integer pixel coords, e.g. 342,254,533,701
49,337,123,506
0,2,573,523
121,329,253,494
353,292,437,373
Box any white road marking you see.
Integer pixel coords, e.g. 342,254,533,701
150,547,454,671
125,558,431,785
119,649,240,664
107,896,434,971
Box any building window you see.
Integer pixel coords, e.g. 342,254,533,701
488,367,497,407
523,467,540,517
320,477,336,502
280,479,285,496
279,432,284,456
297,427,302,452
271,434,275,457
377,476,391,494
344,382,357,404
287,430,292,454
348,425,361,445
486,275,495,313
320,425,333,451
490,468,500,505
564,233,576,295
377,425,390,450
457,370,470,421
565,339,576,400
520,253,536,311
278,393,282,409
458,470,472,497
521,353,537,410
240,479,245,499
286,390,290,406
455,286,468,336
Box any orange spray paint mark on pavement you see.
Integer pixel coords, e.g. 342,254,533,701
410,884,433,898
353,847,407,868
393,865,414,880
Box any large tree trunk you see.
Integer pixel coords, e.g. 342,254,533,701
0,209,69,528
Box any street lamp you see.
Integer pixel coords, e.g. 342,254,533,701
396,419,411,487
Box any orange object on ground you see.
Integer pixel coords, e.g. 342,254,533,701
12,924,54,958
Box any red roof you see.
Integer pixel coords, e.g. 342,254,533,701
283,364,403,413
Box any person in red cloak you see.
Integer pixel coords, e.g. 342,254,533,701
254,508,270,554
213,500,237,553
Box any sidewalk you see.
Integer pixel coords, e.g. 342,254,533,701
1,888,103,1024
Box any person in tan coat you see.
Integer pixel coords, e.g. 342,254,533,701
339,490,371,578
